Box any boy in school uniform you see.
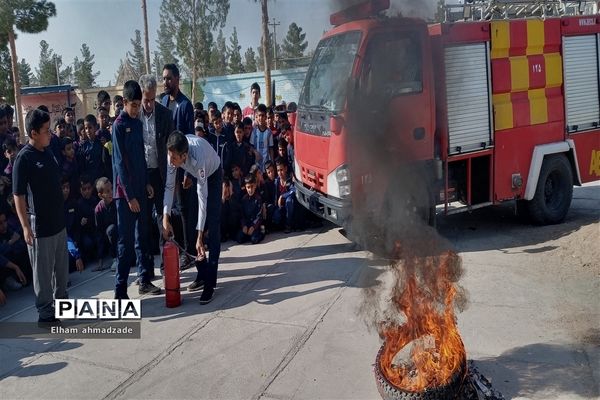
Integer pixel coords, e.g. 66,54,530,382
74,176,99,264
273,159,298,234
237,174,266,245
94,177,118,272
112,80,160,299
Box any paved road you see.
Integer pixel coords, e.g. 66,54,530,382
0,183,598,400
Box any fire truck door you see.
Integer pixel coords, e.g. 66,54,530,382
358,30,434,162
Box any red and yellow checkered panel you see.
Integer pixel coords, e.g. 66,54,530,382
491,19,563,131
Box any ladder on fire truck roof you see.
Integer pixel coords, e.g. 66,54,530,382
443,0,598,22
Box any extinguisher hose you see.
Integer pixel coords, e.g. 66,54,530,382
166,236,205,262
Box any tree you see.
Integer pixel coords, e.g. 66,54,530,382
209,29,228,76
36,40,70,86
155,18,178,70
115,56,138,86
228,27,244,74
256,32,280,71
72,43,99,88
0,0,56,135
18,58,34,87
243,47,257,73
152,51,162,78
281,22,308,68
0,46,14,103
128,29,145,80
159,0,229,103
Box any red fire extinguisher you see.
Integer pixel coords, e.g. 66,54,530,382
163,241,181,308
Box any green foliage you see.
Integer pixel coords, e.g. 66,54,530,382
159,0,230,81
36,40,71,85
0,46,14,102
152,51,162,78
129,29,145,78
18,58,34,86
155,18,178,71
243,47,257,73
73,43,99,88
0,0,56,47
281,22,308,68
228,27,244,74
256,32,281,71
209,29,228,76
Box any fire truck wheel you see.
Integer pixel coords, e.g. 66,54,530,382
526,154,573,225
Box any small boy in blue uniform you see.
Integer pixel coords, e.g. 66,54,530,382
112,80,159,299
94,177,117,272
273,159,297,233
237,174,265,244
75,176,99,264
79,114,111,184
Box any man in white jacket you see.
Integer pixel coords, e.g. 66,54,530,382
163,131,222,304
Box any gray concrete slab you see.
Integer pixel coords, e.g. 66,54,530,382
1,353,130,399
112,317,304,400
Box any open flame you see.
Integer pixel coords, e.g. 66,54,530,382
378,248,466,392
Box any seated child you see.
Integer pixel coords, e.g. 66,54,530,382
0,210,31,292
262,160,276,230
94,177,117,271
61,137,80,200
75,176,99,263
62,178,84,273
2,140,18,180
272,159,299,233
220,177,238,242
237,174,266,245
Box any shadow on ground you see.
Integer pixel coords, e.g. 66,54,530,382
436,185,599,253
475,340,600,399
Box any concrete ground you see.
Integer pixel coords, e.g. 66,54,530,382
0,183,598,400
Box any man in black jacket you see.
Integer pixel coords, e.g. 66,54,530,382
139,74,174,277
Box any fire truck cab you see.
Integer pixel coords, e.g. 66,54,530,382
294,0,600,229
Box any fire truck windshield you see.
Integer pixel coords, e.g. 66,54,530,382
299,31,362,113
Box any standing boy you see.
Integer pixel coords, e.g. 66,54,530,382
250,104,274,172
13,109,72,325
243,82,261,119
112,80,160,299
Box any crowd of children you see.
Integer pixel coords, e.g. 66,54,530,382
0,81,313,306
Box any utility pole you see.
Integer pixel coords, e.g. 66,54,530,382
269,18,280,70
141,0,151,74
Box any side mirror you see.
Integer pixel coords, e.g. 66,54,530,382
330,115,344,136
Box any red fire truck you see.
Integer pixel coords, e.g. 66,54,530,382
293,0,600,230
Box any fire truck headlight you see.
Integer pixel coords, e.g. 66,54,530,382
327,165,351,199
336,167,350,183
339,184,351,197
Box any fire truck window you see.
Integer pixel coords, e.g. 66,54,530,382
361,34,422,97
300,31,361,112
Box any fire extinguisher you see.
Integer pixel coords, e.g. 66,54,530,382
163,240,181,308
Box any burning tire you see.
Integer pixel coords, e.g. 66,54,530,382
524,154,573,225
374,345,466,400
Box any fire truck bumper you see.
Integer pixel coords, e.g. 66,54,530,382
295,182,351,226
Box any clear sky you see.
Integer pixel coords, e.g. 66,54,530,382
14,0,334,87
